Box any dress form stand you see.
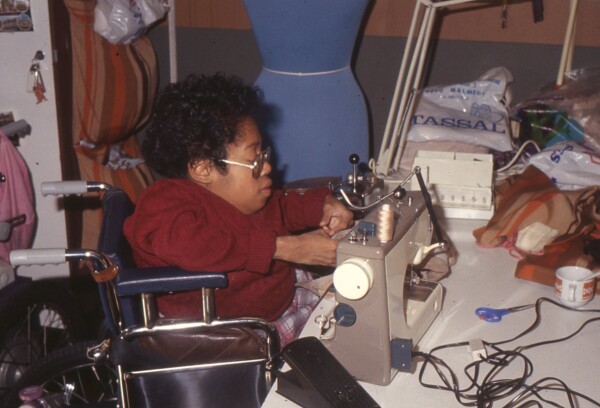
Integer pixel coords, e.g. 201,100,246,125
243,0,370,186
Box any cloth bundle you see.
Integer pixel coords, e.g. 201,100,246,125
474,165,600,291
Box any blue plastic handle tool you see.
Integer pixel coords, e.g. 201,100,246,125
475,304,534,323
476,307,510,323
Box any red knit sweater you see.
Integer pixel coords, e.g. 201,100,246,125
123,178,329,321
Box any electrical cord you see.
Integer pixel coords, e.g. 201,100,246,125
505,376,595,408
496,139,542,174
491,297,600,348
494,140,542,184
413,297,600,407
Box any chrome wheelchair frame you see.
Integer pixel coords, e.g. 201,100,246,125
5,182,280,407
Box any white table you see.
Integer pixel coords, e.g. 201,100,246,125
262,219,600,407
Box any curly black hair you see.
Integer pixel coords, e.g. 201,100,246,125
142,73,263,178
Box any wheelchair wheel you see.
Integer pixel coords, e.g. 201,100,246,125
0,279,86,397
1,341,118,407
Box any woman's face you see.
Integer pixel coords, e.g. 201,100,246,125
201,117,273,214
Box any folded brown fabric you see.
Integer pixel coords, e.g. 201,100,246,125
473,165,600,292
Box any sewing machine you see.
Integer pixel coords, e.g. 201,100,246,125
321,172,444,386
283,153,383,211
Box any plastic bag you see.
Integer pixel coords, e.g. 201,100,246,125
407,66,514,152
527,141,600,190
94,0,168,45
513,66,600,152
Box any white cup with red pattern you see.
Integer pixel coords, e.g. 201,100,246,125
554,266,597,308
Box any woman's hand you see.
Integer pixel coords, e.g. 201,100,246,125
319,195,353,236
274,229,340,267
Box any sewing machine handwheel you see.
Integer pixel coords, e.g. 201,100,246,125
333,258,373,300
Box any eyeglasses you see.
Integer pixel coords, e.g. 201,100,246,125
219,147,271,179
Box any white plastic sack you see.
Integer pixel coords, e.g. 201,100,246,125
137,0,168,26
408,67,514,152
94,0,168,45
528,141,600,190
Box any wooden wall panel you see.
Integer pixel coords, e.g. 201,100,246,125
211,1,251,28
361,0,416,37
170,0,600,47
174,0,212,27
174,0,251,29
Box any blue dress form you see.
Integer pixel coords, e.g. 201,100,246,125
243,0,370,185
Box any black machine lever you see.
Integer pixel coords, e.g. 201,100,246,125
414,167,445,246
349,153,360,192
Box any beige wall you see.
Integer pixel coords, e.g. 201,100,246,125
171,0,600,47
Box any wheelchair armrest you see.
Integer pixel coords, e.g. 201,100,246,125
116,266,228,296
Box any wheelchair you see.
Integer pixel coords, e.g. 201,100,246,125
2,182,280,407
0,214,88,398
0,271,86,398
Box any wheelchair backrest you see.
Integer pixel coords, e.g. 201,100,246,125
95,187,137,334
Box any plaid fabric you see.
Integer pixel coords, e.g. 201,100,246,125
273,269,320,348
474,165,600,292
